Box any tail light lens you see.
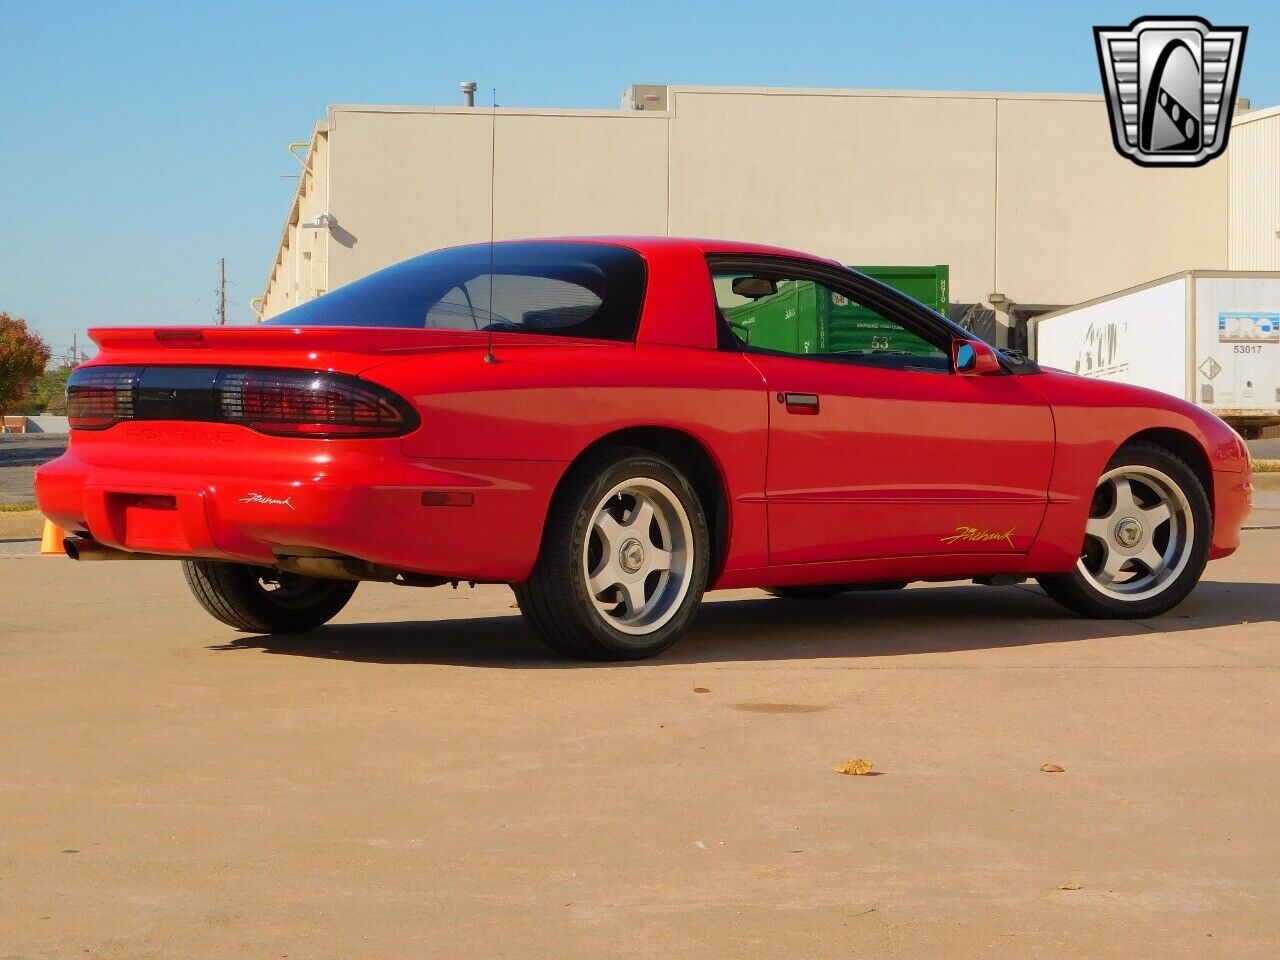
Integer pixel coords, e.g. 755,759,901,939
67,367,142,430
216,370,414,437
65,365,417,438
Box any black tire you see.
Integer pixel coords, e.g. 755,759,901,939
766,581,909,599
1035,441,1211,619
182,560,358,633
513,447,711,660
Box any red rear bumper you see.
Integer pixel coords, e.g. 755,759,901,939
35,426,563,582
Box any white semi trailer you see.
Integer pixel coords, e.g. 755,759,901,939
1030,271,1280,438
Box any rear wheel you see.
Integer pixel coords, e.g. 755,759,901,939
514,448,710,660
1036,442,1210,619
182,560,357,633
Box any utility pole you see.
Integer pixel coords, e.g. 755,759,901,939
217,258,227,325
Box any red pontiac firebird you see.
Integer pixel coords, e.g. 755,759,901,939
36,238,1252,659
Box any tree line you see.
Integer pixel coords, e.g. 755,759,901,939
0,312,57,425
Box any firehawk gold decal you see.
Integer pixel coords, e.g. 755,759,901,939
240,492,295,510
941,526,1016,549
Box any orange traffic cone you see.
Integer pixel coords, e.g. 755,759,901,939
39,519,66,557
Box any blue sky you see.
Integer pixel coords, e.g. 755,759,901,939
2,0,1276,356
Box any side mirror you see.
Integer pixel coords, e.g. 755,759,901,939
731,276,777,300
952,339,1003,375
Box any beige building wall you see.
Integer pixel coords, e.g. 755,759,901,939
260,85,1238,320
665,89,997,303
1229,105,1280,271
994,97,1227,306
326,109,493,290
263,131,331,315
324,107,670,291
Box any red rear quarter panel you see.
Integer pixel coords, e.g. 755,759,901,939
363,349,769,582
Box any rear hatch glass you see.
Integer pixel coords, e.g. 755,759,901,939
266,241,646,342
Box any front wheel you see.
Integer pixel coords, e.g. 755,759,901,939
1036,442,1211,619
182,560,358,633
514,448,710,660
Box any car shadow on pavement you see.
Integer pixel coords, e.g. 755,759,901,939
208,579,1279,667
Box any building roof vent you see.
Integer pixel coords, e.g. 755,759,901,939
621,84,668,111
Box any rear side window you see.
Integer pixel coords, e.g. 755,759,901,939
267,241,646,342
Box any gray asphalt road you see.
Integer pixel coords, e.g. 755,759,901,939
1249,438,1280,460
0,434,67,503
0,434,67,465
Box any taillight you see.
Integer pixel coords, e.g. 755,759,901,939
67,366,142,430
64,365,417,438
215,370,415,438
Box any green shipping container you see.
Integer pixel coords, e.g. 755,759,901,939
721,264,949,356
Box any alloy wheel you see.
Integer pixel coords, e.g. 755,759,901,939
582,478,694,635
1077,465,1194,602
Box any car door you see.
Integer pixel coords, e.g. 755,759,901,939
709,256,1055,564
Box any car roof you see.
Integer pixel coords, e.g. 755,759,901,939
412,237,846,351
488,235,842,266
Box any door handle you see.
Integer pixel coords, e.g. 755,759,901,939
778,392,820,415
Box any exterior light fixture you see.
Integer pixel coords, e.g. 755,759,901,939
301,213,337,230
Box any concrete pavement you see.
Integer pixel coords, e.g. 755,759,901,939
1,531,1277,958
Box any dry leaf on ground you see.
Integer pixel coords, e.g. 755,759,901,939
1041,763,1066,773
833,759,874,776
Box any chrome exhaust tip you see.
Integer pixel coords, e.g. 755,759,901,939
63,537,164,562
